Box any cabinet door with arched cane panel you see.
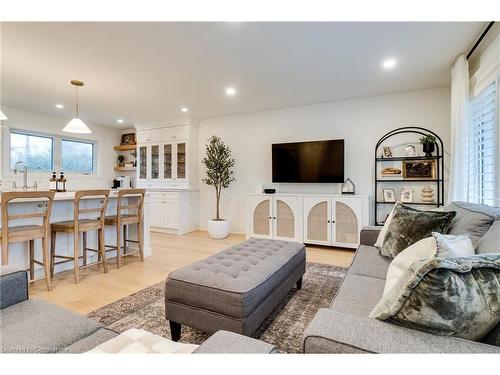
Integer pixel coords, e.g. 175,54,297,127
303,196,332,245
272,196,302,242
249,196,273,239
333,197,363,247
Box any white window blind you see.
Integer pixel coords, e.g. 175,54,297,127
467,81,498,205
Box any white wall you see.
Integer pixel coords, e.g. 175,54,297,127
0,106,122,190
198,87,451,232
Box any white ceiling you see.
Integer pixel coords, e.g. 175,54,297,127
1,22,485,127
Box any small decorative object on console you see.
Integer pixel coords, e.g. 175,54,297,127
400,189,413,203
264,188,276,194
341,178,355,195
421,185,435,203
383,189,396,203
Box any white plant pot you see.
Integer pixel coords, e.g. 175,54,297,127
208,219,229,239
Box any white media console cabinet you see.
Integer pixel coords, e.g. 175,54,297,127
247,193,369,249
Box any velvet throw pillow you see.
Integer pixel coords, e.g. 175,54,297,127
370,254,500,341
380,203,456,258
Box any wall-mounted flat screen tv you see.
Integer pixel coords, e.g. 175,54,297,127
272,139,344,183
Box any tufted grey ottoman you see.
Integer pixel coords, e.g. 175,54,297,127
165,238,306,341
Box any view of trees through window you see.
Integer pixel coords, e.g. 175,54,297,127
10,132,53,171
62,139,94,173
9,130,95,174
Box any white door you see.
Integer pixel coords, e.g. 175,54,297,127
249,196,273,239
273,196,302,242
332,197,363,248
164,199,179,229
303,196,332,245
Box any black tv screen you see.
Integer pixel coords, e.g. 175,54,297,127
272,140,344,183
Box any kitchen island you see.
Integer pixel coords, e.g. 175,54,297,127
0,190,151,278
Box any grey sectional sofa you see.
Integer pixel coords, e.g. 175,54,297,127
0,266,275,353
303,201,500,353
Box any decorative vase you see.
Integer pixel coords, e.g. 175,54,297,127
422,142,435,157
421,186,435,203
208,219,229,239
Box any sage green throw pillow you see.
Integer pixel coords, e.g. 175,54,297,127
380,203,456,258
369,254,500,341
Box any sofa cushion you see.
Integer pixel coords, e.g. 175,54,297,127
59,329,118,353
445,201,498,246
0,299,102,353
381,203,455,258
165,238,305,319
370,254,500,341
476,220,500,254
0,266,28,309
348,245,391,280
330,273,385,317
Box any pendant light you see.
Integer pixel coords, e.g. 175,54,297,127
62,80,91,134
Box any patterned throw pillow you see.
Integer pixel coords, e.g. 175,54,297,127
370,254,500,341
380,203,456,258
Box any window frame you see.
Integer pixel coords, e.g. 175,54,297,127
3,128,100,178
467,76,499,206
61,137,96,174
9,129,55,173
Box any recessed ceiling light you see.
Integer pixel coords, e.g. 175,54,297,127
225,87,236,96
55,104,64,109
382,59,397,69
117,119,124,124
181,107,189,112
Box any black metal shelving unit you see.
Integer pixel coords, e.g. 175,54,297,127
374,126,444,226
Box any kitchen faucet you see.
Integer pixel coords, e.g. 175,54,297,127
13,161,29,189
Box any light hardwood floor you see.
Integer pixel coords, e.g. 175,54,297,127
30,230,354,315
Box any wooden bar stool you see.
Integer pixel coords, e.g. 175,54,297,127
104,189,145,268
50,190,110,284
1,191,55,291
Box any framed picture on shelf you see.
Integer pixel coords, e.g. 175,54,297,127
121,133,136,145
402,160,436,180
400,189,414,203
383,189,396,203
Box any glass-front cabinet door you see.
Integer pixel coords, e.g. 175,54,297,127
139,146,148,180
176,142,187,180
151,145,159,179
163,144,173,179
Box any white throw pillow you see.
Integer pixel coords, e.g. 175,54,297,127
383,233,475,296
432,232,475,258
374,206,396,249
383,237,436,295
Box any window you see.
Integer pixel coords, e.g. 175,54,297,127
62,139,94,174
8,130,97,175
467,81,498,205
10,131,53,171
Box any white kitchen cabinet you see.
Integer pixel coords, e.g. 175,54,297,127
149,191,198,235
248,195,302,242
247,193,368,249
136,124,197,190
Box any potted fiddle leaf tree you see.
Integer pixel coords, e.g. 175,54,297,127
202,135,235,239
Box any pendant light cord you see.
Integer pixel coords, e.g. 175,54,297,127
75,85,79,118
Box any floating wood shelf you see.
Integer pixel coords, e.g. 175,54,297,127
113,144,137,151
113,166,136,171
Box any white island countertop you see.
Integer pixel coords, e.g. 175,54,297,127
0,190,150,203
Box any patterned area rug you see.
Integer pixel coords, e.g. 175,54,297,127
87,262,346,353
